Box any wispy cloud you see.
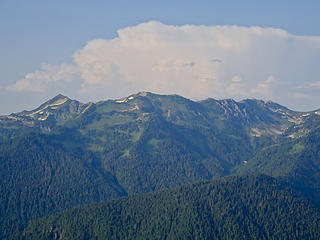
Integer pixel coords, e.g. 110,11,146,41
252,76,277,99
8,63,79,92
7,21,320,109
298,81,320,89
226,75,246,97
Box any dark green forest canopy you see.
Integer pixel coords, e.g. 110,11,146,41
18,175,320,240
0,134,126,239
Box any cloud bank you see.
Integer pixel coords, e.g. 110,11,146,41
8,21,320,110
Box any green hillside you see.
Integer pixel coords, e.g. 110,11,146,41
0,134,126,239
18,175,320,240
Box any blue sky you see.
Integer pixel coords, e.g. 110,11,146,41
1,0,320,114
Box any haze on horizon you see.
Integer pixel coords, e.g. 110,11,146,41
1,1,320,114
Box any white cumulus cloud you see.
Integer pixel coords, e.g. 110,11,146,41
7,21,320,110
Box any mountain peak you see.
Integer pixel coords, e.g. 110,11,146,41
55,93,68,98
8,94,84,126
30,94,71,113
44,94,70,105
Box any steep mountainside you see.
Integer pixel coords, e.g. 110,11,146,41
236,126,320,204
17,175,320,240
2,92,318,193
1,92,320,238
0,134,126,239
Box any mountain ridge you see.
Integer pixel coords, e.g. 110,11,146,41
3,92,319,119
2,92,318,138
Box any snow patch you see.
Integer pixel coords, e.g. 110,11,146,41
50,98,68,106
81,103,93,114
288,117,301,124
29,108,45,117
38,112,50,121
28,97,68,117
250,128,262,137
7,115,20,121
269,128,283,135
288,134,296,138
116,98,127,103
118,104,139,112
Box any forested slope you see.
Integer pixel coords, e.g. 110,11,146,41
0,134,126,239
18,175,320,240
